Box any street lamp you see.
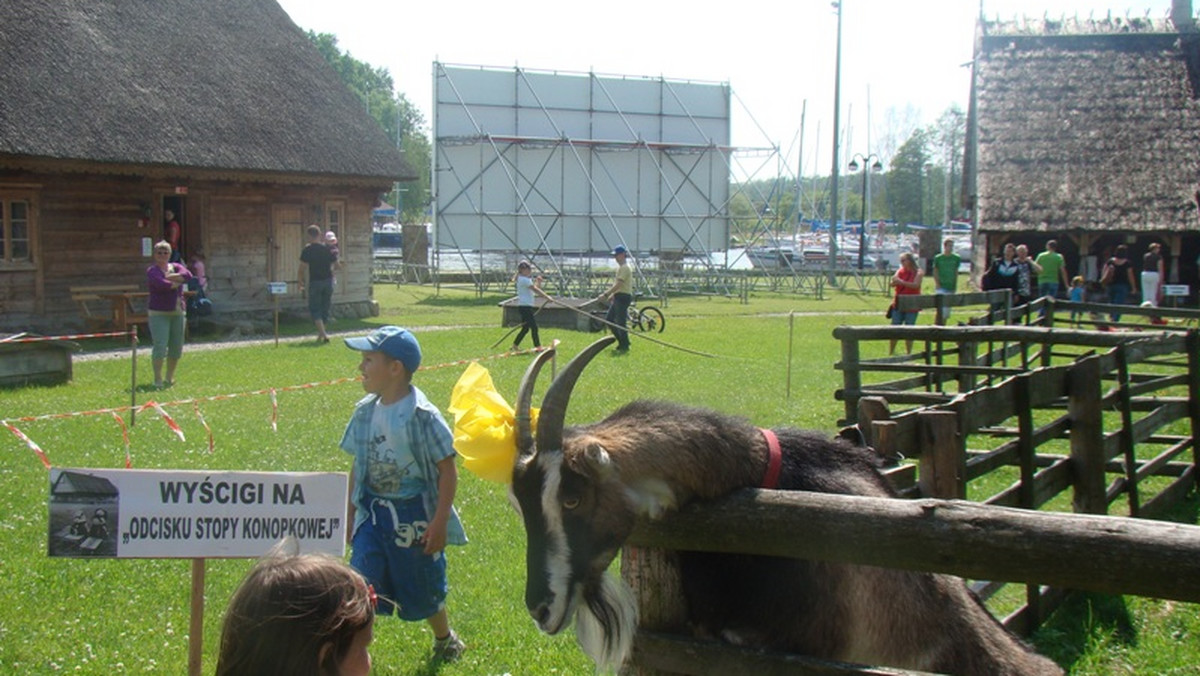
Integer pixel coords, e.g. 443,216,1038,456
848,153,882,269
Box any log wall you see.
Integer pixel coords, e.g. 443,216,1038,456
0,168,389,333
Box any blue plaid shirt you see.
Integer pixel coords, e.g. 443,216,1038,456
339,386,467,545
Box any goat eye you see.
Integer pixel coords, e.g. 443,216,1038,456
562,497,580,510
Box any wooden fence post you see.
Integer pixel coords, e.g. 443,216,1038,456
958,336,978,394
841,334,861,424
1014,373,1044,631
1114,345,1139,516
623,546,685,676
1015,374,1035,510
1068,355,1107,515
856,396,900,468
918,410,965,499
1189,330,1200,491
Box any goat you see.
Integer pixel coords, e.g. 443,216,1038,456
509,337,1063,675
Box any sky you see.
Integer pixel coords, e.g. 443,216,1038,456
276,0,1180,175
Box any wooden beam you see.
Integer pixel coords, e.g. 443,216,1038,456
628,489,1200,603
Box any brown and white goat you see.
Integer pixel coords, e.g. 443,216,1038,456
509,337,1062,675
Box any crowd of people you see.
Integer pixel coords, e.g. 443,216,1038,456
884,238,1172,353
981,239,1169,325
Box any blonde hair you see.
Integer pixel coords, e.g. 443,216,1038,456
216,540,374,676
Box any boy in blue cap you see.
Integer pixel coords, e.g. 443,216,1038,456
340,326,467,661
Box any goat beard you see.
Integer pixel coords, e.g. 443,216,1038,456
574,572,637,672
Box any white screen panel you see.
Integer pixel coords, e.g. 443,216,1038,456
435,64,730,257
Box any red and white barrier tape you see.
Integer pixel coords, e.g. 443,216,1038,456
2,345,555,467
4,421,51,469
194,401,214,453
145,401,185,442
2,330,134,344
111,412,131,468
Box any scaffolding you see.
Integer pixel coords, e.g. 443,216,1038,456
430,62,873,299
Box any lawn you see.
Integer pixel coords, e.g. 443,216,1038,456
0,283,1197,674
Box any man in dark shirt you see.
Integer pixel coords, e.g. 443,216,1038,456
298,224,337,343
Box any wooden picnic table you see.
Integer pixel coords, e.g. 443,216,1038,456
96,291,150,333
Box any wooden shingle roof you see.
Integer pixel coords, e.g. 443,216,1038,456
0,0,413,183
974,17,1200,233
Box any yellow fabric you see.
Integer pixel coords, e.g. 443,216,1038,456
448,362,537,483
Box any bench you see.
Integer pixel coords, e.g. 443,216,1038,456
69,284,150,334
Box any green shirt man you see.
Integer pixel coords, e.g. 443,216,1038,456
1034,240,1069,297
932,239,961,293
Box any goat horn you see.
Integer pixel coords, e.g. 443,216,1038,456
536,336,616,452
515,347,557,458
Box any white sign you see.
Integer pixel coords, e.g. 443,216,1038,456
48,468,348,559
267,282,288,295
1162,284,1190,297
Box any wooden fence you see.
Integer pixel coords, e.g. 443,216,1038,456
618,319,1200,675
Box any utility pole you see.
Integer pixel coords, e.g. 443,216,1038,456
828,0,843,285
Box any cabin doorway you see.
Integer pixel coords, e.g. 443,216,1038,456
270,205,307,291
160,195,199,263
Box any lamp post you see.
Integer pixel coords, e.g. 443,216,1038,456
848,153,882,269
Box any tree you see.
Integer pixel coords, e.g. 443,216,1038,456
931,105,967,224
885,129,932,226
307,32,432,224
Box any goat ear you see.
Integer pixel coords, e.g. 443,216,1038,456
578,443,616,480
837,425,867,447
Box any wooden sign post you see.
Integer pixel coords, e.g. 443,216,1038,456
48,468,349,675
267,282,288,347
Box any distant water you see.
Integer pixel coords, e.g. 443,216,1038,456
377,248,755,272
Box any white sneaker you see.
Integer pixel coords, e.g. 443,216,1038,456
432,630,465,662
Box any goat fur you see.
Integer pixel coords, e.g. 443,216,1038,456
517,393,1063,675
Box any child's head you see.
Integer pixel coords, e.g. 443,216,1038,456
325,231,338,246
1072,275,1084,288
217,540,374,676
517,260,531,275
344,326,422,395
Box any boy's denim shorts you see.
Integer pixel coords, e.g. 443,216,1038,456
351,496,448,621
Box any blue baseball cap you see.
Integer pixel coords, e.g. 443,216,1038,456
344,326,421,373
612,245,628,255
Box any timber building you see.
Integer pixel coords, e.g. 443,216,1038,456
0,0,414,332
968,0,1200,301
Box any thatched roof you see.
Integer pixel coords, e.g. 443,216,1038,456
0,0,412,183
973,16,1200,234
52,471,118,497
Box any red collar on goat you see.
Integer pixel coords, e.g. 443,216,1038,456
760,428,782,489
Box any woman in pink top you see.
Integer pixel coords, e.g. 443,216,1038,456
146,240,192,389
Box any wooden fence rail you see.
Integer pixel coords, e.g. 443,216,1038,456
622,323,1200,674
628,490,1200,603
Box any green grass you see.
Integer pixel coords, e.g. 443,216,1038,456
1,284,1197,674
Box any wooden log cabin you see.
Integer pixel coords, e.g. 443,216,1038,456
0,0,415,333
966,0,1200,305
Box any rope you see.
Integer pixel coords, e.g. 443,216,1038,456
545,296,719,359
490,303,547,349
